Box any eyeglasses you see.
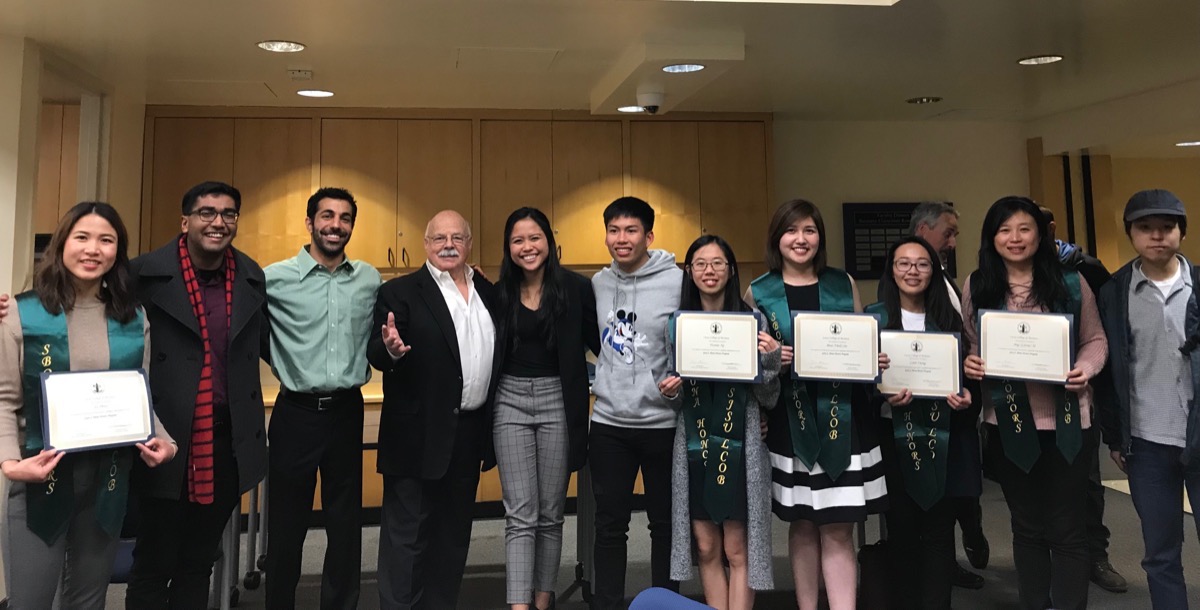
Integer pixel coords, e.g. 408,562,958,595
689,260,729,272
426,234,469,247
894,259,933,274
190,207,240,224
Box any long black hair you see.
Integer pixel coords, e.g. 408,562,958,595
970,195,1067,311
34,201,138,324
680,235,751,313
878,236,961,333
496,207,567,353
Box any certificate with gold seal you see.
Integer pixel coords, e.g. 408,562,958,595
878,330,961,398
40,369,155,452
978,310,1073,384
674,311,762,382
792,312,880,382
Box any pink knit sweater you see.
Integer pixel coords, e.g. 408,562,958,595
961,276,1108,431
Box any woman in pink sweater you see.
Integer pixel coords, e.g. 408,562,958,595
961,196,1107,610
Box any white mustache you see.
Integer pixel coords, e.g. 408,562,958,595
437,248,460,258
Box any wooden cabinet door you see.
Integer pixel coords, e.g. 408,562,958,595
147,118,235,252
396,120,473,269
699,122,769,262
630,121,702,261
232,118,313,267
320,119,398,268
552,121,623,265
479,120,553,267
34,104,65,235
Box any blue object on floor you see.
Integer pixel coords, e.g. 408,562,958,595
629,587,714,609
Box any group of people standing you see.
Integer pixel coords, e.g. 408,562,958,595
0,182,1196,610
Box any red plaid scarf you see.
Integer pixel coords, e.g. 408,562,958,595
177,235,235,505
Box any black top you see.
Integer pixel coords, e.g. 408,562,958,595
504,304,561,377
765,281,881,459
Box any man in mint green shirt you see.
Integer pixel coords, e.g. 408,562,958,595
263,187,380,610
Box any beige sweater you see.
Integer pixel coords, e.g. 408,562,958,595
0,294,172,465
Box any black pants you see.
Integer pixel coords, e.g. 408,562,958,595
377,409,486,610
1084,425,1111,562
126,432,241,610
985,424,1094,610
588,421,677,610
265,390,364,610
881,434,956,610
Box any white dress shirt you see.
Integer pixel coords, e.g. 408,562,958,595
426,261,496,411
942,266,962,315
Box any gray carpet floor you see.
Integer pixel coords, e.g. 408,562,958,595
105,453,1198,609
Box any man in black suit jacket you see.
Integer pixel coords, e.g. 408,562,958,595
367,210,499,610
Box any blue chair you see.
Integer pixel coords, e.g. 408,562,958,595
629,587,714,610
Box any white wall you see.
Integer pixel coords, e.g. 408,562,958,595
772,119,1030,297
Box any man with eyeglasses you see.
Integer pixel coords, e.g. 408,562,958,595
367,210,499,609
123,180,270,608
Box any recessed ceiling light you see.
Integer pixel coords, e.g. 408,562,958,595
257,40,306,53
662,64,705,74
1017,54,1064,66
905,96,942,105
297,89,334,98
1176,141,1200,147
617,105,645,113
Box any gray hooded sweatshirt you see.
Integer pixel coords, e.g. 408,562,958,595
591,249,683,429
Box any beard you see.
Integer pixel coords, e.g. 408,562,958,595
312,229,350,258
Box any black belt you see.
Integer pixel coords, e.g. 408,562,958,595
279,387,362,411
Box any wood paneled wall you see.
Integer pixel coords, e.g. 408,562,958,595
141,107,774,270
34,103,81,235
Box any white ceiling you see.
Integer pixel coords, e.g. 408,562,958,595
2,0,1199,126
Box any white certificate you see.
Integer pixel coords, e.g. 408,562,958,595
674,311,761,382
793,312,880,382
979,310,1073,384
878,331,962,399
41,369,154,452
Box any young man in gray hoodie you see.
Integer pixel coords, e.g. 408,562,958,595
590,197,684,610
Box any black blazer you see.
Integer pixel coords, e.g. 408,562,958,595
367,265,500,480
494,270,600,472
129,239,270,499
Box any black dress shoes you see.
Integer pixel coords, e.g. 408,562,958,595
1091,561,1129,593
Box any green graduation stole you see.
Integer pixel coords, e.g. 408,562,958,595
751,269,855,479
16,292,144,545
668,315,748,523
866,303,951,510
684,381,747,524
983,271,1083,473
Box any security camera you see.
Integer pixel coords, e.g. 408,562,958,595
637,91,664,115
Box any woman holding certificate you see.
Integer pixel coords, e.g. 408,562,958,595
492,207,600,610
0,202,176,609
746,199,887,610
961,196,1108,610
666,235,781,610
866,236,976,610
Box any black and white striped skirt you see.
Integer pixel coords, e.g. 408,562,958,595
765,399,888,524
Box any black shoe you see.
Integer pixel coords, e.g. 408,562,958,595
962,529,990,570
1091,561,1128,593
952,564,985,590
